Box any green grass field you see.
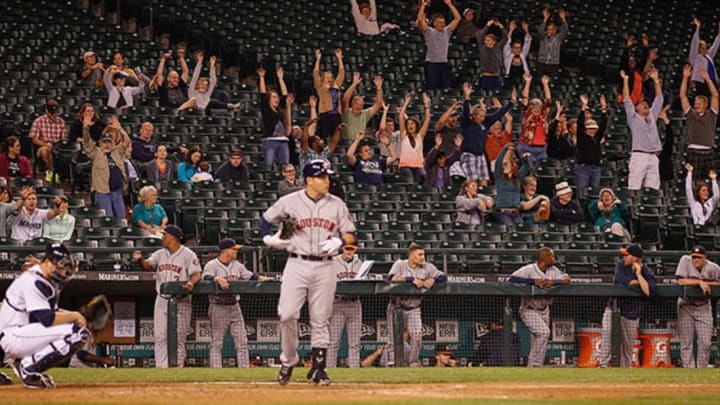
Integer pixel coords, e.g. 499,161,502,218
3,367,720,405
35,366,720,384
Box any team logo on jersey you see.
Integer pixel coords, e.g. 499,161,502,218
157,264,183,273
17,219,43,229
296,217,337,232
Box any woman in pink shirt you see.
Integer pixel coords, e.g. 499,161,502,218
398,93,431,183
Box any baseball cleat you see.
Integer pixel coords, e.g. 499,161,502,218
307,368,331,386
277,365,294,385
0,371,12,385
10,360,56,389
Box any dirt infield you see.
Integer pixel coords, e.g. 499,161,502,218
3,382,720,404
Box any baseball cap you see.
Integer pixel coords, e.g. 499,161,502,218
435,344,452,355
161,224,184,242
303,159,334,178
230,149,243,158
46,100,59,114
620,243,644,259
112,70,129,80
218,237,242,250
343,243,358,251
101,133,114,142
462,8,474,17
555,181,572,196
83,50,96,59
690,245,707,258
585,119,599,129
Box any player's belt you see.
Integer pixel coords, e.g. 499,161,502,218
289,253,331,262
685,299,710,306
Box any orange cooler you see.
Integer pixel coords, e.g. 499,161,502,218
576,327,602,368
639,329,674,368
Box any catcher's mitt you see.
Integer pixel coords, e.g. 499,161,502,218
82,294,112,331
279,217,299,239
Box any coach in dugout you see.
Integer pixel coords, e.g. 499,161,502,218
599,243,656,368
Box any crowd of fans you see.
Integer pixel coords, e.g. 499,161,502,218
1,0,720,248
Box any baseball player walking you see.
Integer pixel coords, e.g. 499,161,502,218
203,237,270,368
328,243,363,368
675,245,720,368
599,243,656,368
385,243,447,367
133,224,201,368
509,247,571,367
0,243,88,388
260,159,356,385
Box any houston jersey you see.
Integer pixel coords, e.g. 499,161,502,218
203,258,254,305
147,245,202,295
262,190,355,256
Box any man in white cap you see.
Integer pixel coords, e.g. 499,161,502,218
675,245,720,368
79,50,104,88
455,7,482,43
549,181,583,225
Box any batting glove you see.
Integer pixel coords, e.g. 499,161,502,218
319,237,343,255
263,230,292,249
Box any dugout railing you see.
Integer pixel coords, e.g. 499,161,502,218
161,281,720,368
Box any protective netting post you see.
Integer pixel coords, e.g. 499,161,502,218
503,297,513,366
392,307,405,367
167,296,177,367
610,298,621,367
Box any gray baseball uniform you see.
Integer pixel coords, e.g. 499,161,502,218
262,190,355,368
328,254,363,368
510,263,569,367
385,259,445,367
146,245,201,368
203,257,256,368
675,255,720,368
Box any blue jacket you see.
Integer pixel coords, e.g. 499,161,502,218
460,100,512,155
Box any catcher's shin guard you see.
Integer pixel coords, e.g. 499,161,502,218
22,327,89,373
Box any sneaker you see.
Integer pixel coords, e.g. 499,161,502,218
0,371,11,385
307,368,331,386
45,170,59,183
11,360,55,389
277,365,293,385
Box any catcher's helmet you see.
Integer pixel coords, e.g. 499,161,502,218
45,242,77,285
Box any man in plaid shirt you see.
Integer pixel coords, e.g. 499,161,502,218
28,100,68,181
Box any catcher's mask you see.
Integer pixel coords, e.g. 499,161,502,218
45,242,78,285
